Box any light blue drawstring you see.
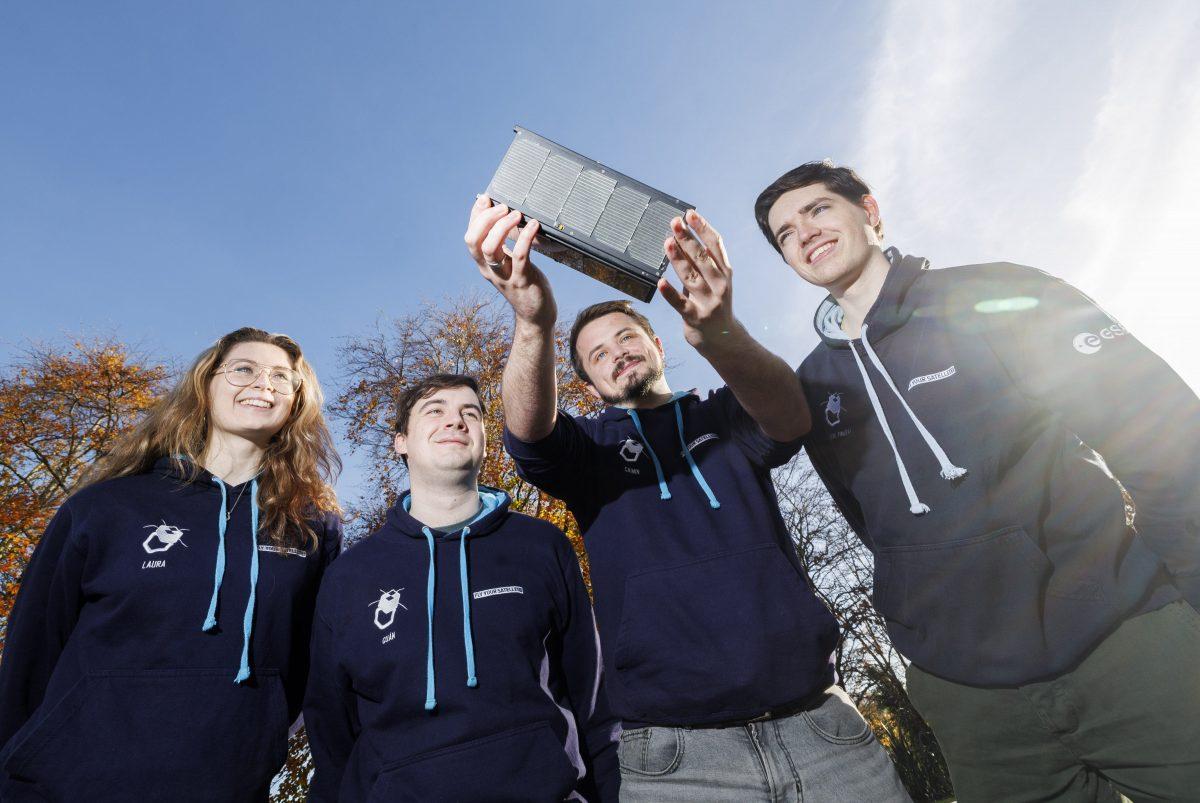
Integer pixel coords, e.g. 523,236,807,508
627,410,671,500
203,476,262,683
422,526,437,711
235,479,260,683
673,400,720,509
202,479,229,631
459,527,478,688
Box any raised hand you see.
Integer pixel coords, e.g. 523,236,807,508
464,195,557,330
658,209,736,352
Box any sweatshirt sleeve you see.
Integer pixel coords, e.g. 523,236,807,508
303,584,359,803
502,412,598,503
708,386,804,469
0,503,87,751
551,537,620,803
994,268,1200,604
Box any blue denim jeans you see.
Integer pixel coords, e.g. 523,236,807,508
617,685,911,802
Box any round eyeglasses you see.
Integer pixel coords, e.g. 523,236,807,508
215,359,301,395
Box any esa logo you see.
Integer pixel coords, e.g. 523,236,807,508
1072,324,1126,355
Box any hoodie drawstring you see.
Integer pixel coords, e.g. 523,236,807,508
459,526,478,688
628,401,722,508
422,524,480,712
859,326,968,482
627,410,670,500
673,400,720,509
203,477,261,683
422,526,438,711
847,325,967,515
203,479,229,631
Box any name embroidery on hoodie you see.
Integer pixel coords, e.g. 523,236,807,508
907,365,956,391
473,586,524,599
141,521,188,568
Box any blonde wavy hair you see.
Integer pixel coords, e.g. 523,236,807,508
79,327,341,550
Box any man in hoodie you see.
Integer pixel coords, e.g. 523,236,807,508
465,196,911,801
303,373,619,802
755,160,1200,801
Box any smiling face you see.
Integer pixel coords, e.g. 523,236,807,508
394,384,486,479
575,312,666,406
207,341,296,446
766,183,883,294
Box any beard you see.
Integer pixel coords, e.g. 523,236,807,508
598,359,665,406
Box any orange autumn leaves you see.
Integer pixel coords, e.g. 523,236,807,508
0,340,169,648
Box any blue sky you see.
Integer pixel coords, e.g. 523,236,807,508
3,1,1197,500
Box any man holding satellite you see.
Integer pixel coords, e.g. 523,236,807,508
465,195,910,801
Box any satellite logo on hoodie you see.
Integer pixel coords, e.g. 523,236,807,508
142,522,188,554
369,588,407,631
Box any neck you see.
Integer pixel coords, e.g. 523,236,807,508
201,430,266,485
408,472,482,529
617,377,674,410
831,247,891,339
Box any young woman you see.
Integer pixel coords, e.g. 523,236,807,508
0,327,342,802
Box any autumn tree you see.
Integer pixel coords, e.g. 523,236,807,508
0,339,169,651
773,455,953,802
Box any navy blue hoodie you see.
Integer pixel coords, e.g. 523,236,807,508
303,489,619,803
798,249,1199,686
0,458,341,802
503,388,840,728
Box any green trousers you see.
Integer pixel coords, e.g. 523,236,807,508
906,601,1200,802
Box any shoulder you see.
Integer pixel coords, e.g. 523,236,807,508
930,261,1058,300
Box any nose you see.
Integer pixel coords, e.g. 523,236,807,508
798,219,821,249
250,366,275,392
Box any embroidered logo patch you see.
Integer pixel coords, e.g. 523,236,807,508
369,588,407,631
907,365,956,391
685,433,718,452
142,522,188,554
618,437,644,463
472,586,524,600
1073,324,1125,355
823,392,844,427
258,544,307,557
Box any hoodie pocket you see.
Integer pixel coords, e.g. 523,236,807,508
874,526,1054,681
4,668,288,802
613,543,836,724
367,721,577,803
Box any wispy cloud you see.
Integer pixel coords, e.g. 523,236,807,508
850,0,1200,389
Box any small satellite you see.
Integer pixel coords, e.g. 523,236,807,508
487,126,693,302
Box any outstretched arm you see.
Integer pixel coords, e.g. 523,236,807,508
465,195,559,441
659,210,811,441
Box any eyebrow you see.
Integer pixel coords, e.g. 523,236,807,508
588,328,636,362
773,196,835,239
418,398,483,415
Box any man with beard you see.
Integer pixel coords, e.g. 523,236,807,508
754,160,1200,801
463,195,910,802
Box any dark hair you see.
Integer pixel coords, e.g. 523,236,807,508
568,300,657,384
754,160,882,254
394,373,484,434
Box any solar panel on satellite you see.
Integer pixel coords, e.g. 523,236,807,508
486,126,693,302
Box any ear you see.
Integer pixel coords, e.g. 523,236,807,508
393,431,408,460
584,382,602,402
653,336,665,358
862,195,881,231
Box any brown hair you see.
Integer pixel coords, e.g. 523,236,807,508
754,160,883,254
77,327,341,550
394,373,484,434
568,300,657,384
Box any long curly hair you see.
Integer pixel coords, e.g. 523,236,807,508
78,327,341,550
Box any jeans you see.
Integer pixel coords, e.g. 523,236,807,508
617,685,911,802
906,600,1200,802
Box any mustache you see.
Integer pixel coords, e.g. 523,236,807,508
613,356,644,380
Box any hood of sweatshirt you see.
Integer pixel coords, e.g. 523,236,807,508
378,487,510,710
813,247,929,348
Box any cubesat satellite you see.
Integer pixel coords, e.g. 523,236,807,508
487,126,693,302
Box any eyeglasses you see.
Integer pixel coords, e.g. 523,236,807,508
215,359,302,395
